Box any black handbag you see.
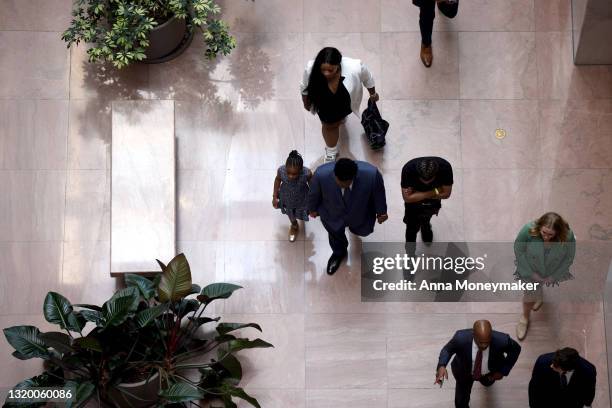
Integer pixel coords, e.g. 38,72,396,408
361,99,388,150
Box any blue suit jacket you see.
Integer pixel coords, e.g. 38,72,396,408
529,353,596,408
437,329,521,381
307,161,387,234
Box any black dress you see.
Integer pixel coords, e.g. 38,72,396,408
316,76,353,124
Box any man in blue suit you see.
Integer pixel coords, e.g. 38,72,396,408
529,347,596,408
308,158,388,275
435,320,521,408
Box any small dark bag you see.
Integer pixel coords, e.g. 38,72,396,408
361,99,389,150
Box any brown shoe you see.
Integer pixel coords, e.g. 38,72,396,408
420,44,433,67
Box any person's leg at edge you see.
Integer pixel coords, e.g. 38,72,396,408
419,1,435,67
454,378,473,408
322,120,342,161
419,212,435,243
322,220,348,258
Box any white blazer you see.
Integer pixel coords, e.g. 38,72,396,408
300,57,375,116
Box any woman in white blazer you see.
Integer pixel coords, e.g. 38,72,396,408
300,47,378,162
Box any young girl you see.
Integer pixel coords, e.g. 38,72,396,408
272,150,312,242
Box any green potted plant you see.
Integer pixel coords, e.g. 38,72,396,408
3,254,272,407
61,0,236,68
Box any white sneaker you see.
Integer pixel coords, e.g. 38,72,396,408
324,147,338,163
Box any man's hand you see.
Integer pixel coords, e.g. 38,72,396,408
272,198,279,209
435,366,448,385
369,92,379,102
489,372,503,381
309,211,319,218
377,214,389,224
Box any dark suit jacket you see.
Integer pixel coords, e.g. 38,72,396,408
307,161,387,234
437,329,521,382
529,353,596,408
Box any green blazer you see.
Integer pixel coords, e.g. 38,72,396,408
513,222,576,282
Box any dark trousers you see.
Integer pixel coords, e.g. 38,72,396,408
322,220,363,257
455,375,495,408
418,0,459,46
404,209,435,242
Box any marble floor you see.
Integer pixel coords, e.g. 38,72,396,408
2,0,612,406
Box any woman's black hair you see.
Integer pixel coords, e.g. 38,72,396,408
306,47,342,111
286,150,304,171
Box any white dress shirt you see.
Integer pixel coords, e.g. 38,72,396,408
471,340,490,376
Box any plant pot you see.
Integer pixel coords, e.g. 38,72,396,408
106,372,160,408
144,16,194,64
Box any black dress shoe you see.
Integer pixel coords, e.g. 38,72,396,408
326,253,346,275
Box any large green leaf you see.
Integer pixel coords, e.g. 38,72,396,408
3,326,49,359
79,310,103,325
217,353,242,383
199,283,242,303
125,274,156,300
101,288,139,328
43,292,80,331
188,316,220,330
222,384,261,408
178,298,200,318
109,287,140,311
136,304,166,328
228,338,274,353
159,382,204,403
216,322,262,336
67,312,86,332
65,381,96,408
158,253,192,302
73,304,102,311
40,332,73,355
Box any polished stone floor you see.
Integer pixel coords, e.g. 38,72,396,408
2,0,612,406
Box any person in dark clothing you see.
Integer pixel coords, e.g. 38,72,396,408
435,320,521,408
307,158,388,275
529,348,596,408
401,157,453,251
413,0,459,67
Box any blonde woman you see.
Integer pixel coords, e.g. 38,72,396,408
514,212,576,341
